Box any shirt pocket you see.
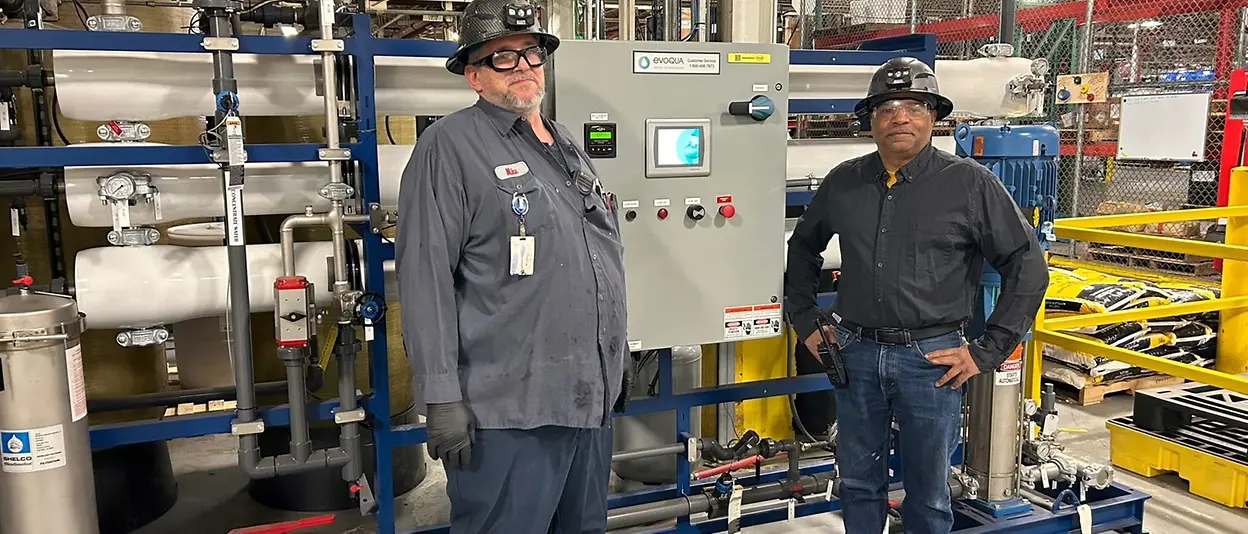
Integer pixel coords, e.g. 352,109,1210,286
909,219,956,282
493,172,555,236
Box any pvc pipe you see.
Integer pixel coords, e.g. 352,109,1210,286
606,472,836,531
611,443,687,463
86,380,287,413
73,240,366,329
53,53,1045,121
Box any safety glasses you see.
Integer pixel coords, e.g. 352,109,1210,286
471,45,548,72
872,99,932,120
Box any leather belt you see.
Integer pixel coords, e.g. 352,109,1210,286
838,319,965,346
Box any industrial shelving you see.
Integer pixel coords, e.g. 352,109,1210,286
0,11,949,534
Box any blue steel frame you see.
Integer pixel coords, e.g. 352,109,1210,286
0,15,1147,534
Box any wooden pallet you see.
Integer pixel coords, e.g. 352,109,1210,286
1086,246,1217,277
1053,375,1188,406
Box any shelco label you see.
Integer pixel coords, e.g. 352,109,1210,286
633,51,721,75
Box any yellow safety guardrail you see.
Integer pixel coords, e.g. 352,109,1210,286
1025,167,1248,402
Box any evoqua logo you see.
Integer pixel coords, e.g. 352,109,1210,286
637,56,651,69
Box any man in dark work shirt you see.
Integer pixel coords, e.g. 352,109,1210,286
396,0,629,531
784,57,1048,533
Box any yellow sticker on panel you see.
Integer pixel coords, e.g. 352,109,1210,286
728,53,771,64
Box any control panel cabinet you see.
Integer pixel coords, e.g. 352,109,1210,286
552,41,790,350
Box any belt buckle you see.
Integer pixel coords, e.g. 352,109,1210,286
876,327,911,345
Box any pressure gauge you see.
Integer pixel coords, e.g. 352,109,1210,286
99,173,137,202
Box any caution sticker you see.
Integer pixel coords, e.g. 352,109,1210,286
728,53,772,64
724,304,783,340
2,424,67,473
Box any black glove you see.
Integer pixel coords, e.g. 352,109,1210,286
426,401,476,469
613,357,636,414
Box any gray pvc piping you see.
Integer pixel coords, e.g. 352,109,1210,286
606,473,836,531
611,443,687,463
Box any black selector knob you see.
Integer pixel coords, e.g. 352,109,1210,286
687,204,706,221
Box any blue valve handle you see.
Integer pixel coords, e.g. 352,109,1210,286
357,292,387,322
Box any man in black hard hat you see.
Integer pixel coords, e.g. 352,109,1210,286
396,0,630,532
784,57,1048,533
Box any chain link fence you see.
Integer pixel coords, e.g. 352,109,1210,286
786,0,1240,279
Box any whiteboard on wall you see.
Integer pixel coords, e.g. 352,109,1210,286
1117,92,1212,162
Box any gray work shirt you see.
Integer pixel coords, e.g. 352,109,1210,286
396,98,628,430
784,143,1049,372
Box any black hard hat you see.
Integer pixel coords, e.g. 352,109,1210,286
854,57,954,120
445,0,560,76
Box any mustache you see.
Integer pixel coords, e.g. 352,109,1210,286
507,73,540,84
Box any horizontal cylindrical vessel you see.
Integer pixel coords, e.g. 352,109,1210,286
0,293,99,534
54,51,1044,122
63,144,412,228
789,57,1043,117
53,53,475,121
65,141,898,228
73,240,387,329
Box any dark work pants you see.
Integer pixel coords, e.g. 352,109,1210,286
444,423,613,534
793,342,837,438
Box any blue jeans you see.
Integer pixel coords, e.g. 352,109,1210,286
833,326,965,534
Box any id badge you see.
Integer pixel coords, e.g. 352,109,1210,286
510,235,535,276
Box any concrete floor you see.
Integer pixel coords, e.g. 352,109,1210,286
131,395,1248,534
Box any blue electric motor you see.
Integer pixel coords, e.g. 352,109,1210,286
953,123,1060,248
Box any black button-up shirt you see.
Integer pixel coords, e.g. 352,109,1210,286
785,143,1049,372
396,98,627,430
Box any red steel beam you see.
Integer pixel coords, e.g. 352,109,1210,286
815,0,1247,48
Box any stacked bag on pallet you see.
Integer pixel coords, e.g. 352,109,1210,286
1042,266,1217,389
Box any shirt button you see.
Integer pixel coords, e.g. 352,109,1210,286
881,227,887,233
886,195,893,201
566,181,572,186
877,262,883,267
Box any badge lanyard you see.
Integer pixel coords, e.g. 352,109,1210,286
512,191,530,236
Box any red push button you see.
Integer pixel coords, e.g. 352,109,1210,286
657,208,669,220
719,205,736,218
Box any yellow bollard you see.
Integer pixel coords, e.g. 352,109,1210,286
1218,167,1248,375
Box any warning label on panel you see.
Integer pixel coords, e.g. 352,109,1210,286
66,344,87,422
995,350,1024,386
1,424,67,473
724,304,783,341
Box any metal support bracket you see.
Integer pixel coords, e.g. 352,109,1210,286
107,227,161,247
116,327,169,347
334,407,366,425
97,121,152,143
201,37,240,51
86,14,141,32
318,147,351,161
318,182,355,201
231,419,265,436
368,203,397,235
311,39,345,52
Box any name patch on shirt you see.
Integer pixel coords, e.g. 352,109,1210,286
494,161,531,180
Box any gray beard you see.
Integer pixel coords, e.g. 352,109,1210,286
500,88,545,115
